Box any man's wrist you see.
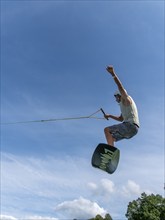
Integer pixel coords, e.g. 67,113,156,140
111,71,116,77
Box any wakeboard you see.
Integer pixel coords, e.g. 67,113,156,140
91,143,120,174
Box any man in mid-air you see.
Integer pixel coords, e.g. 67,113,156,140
103,66,140,147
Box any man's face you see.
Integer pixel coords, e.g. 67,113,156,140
115,95,121,103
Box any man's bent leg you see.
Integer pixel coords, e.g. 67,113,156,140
104,127,115,146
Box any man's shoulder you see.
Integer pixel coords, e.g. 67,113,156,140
121,95,132,105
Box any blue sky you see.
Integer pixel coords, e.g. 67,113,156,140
1,1,164,220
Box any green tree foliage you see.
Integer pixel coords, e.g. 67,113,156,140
125,192,165,220
89,213,112,220
104,213,113,220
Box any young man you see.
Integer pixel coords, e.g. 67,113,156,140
104,66,140,147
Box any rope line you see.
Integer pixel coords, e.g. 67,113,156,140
1,108,105,125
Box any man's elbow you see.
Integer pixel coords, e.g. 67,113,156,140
119,116,124,122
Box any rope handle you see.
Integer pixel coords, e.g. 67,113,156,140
100,108,109,120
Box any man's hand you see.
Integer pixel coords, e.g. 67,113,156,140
104,114,110,120
106,66,115,77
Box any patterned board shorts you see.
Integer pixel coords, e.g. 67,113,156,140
108,122,139,142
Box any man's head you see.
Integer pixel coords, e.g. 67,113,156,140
114,91,121,103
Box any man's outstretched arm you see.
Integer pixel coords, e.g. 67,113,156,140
106,66,128,97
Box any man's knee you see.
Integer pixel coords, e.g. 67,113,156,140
104,127,108,133
104,127,111,135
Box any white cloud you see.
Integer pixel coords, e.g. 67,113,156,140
28,216,58,220
121,180,141,197
88,182,98,191
0,215,17,220
0,215,59,220
101,178,115,194
121,180,155,198
55,197,107,219
88,179,115,198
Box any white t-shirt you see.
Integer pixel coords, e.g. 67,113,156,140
119,96,140,127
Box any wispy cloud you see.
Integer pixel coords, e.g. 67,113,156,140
28,216,58,220
2,152,162,219
0,215,59,220
88,178,115,198
121,180,142,197
0,215,17,220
